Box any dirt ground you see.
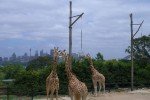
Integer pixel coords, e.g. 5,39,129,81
35,89,150,100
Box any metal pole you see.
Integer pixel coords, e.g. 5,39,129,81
69,1,72,56
81,30,82,51
130,13,134,91
29,48,31,61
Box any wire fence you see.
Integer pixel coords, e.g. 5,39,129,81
0,82,150,100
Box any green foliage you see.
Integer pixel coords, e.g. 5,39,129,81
1,56,150,96
1,64,25,79
12,70,40,96
0,67,5,86
126,35,150,66
96,52,104,61
26,56,52,71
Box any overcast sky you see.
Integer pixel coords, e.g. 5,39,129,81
0,0,150,59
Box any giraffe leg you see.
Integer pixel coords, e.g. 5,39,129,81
75,94,81,100
92,79,97,96
94,86,97,96
68,86,73,100
46,79,50,100
56,89,58,100
102,82,105,93
50,90,54,100
82,94,87,100
98,82,102,93
46,87,50,100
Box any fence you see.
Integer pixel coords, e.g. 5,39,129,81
1,81,150,100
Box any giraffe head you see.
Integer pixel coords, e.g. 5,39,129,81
59,50,70,71
85,53,94,72
53,47,60,61
59,50,67,61
85,53,93,65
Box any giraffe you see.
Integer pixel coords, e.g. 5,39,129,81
85,54,105,96
46,47,59,100
60,50,88,100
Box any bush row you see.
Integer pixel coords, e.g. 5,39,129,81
0,58,150,95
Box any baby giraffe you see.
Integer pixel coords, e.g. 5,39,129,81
86,54,105,96
46,47,60,100
60,50,88,100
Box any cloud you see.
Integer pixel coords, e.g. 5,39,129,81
0,0,150,59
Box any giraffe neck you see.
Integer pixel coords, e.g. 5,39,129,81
52,56,58,74
88,57,93,66
66,68,74,80
65,55,74,80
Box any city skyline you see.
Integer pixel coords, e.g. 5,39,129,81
0,48,52,58
0,48,79,62
0,0,150,59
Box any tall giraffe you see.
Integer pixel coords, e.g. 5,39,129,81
86,54,105,96
60,50,88,100
46,47,59,100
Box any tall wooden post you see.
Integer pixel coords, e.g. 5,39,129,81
69,1,72,56
130,13,134,91
129,13,144,91
68,1,84,56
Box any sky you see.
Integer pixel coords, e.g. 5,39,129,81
0,0,150,59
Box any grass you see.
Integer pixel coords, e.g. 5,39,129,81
0,95,31,100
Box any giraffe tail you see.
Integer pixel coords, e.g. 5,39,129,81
75,94,81,100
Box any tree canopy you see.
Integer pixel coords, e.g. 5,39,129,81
126,35,150,65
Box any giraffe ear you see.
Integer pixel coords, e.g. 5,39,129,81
88,53,91,57
57,47,59,50
54,47,56,51
63,49,66,52
86,54,89,57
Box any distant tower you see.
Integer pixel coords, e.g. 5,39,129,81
29,48,31,61
81,30,83,52
79,30,84,59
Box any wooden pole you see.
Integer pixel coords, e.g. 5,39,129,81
69,1,72,56
130,13,134,91
130,13,144,91
69,1,84,56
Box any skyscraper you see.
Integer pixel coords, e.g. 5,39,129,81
40,50,44,57
35,50,38,58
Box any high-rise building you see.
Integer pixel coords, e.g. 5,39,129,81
0,57,2,62
3,57,8,62
22,53,29,62
50,49,54,57
40,50,44,57
10,52,17,62
35,50,38,58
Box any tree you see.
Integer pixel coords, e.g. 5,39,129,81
26,56,52,71
2,64,25,79
126,35,150,65
96,52,104,61
0,67,5,86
